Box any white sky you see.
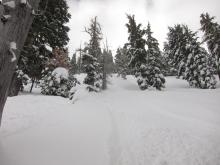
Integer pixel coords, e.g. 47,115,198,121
66,0,220,57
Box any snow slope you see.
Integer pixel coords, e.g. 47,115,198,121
0,75,220,165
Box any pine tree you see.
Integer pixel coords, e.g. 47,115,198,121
126,15,146,67
82,53,102,92
164,24,196,78
83,17,103,92
85,17,103,63
103,49,114,74
32,0,71,48
184,41,216,89
126,15,149,90
10,0,71,95
160,54,176,76
41,67,75,98
165,24,216,88
200,13,220,80
126,15,165,90
144,23,165,90
22,44,51,93
115,47,129,79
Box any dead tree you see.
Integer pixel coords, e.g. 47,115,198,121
0,0,40,126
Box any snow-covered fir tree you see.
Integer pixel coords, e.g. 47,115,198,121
83,17,103,92
184,40,216,89
200,13,220,80
17,45,51,93
160,54,176,76
126,15,149,90
41,67,76,98
164,24,197,78
143,23,165,90
115,47,129,79
9,0,71,96
126,15,165,90
164,24,216,88
82,53,102,92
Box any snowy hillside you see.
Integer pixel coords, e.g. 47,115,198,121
0,75,220,165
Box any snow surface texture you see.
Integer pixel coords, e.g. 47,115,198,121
0,75,220,165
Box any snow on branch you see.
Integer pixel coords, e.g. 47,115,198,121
1,15,11,24
3,1,16,9
20,0,32,9
9,42,17,62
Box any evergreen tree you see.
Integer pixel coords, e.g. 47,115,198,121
21,45,51,93
41,67,75,98
126,15,149,90
82,53,102,92
69,53,78,75
24,0,71,80
83,17,103,92
32,0,71,48
85,17,103,63
184,41,216,89
160,54,176,76
126,15,165,90
164,24,196,78
103,48,114,74
101,47,114,90
165,24,216,88
144,23,165,90
115,47,129,79
200,13,220,80
126,15,146,68
10,0,71,95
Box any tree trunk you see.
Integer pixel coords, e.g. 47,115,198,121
0,0,40,126
8,72,22,97
29,78,35,93
102,55,107,90
102,71,107,90
218,69,220,81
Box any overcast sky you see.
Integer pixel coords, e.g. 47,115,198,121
66,0,220,57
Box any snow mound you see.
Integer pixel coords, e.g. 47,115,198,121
69,83,90,103
52,67,69,83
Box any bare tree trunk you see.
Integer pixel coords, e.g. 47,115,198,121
0,0,40,126
29,78,35,93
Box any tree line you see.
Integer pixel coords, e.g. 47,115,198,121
115,13,220,90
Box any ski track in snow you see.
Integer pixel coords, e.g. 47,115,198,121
106,103,122,165
0,75,220,165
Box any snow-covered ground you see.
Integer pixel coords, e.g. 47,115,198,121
0,75,220,165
